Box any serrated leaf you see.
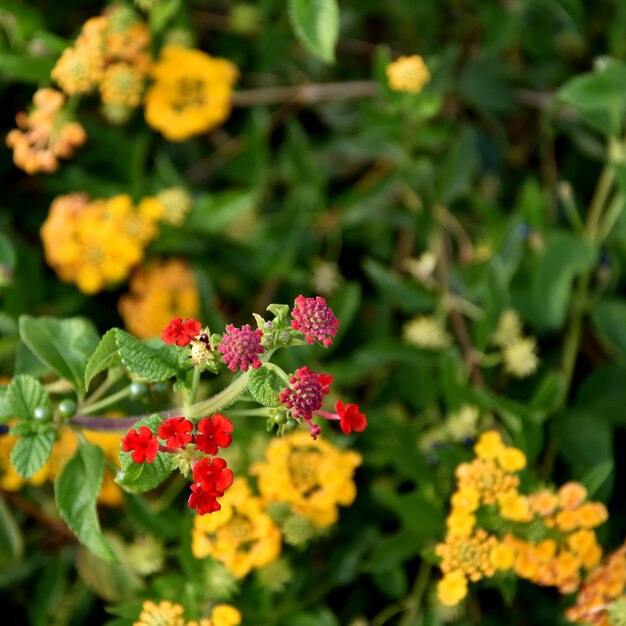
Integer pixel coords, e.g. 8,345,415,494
19,316,99,400
116,415,172,493
114,331,180,382
85,329,122,390
10,430,56,478
288,0,339,63
6,374,50,421
248,366,281,407
55,443,117,563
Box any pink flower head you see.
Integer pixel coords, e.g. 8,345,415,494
291,295,340,347
336,400,368,435
279,366,333,421
218,324,264,372
121,425,159,464
157,416,193,449
195,413,233,455
161,317,202,347
188,457,234,515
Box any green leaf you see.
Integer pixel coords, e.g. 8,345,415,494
248,366,281,407
6,374,50,421
0,53,55,83
55,443,117,563
558,57,626,136
591,299,626,357
288,0,339,63
19,316,100,400
76,533,144,603
114,331,180,382
581,460,614,498
185,191,255,235
116,415,172,493
10,430,56,478
0,494,23,566
85,329,122,390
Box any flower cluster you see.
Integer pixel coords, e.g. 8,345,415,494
386,54,431,93
291,295,339,346
6,88,86,174
121,414,234,514
134,599,241,626
252,432,362,527
218,324,264,371
436,431,608,607
144,45,238,141
192,478,281,577
567,541,626,625
492,308,540,378
51,5,152,124
119,258,200,339
40,193,160,293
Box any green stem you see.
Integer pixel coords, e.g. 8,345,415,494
262,362,291,385
83,369,123,407
398,560,432,626
186,372,250,419
78,386,131,415
185,366,201,413
226,407,273,417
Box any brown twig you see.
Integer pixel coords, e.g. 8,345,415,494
2,491,76,540
434,207,484,387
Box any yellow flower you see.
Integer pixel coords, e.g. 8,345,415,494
446,511,476,539
252,432,362,527
191,478,281,578
118,258,200,339
403,315,452,350
100,62,145,107
436,528,497,582
134,600,185,626
450,488,480,513
473,430,504,460
144,45,239,141
436,570,468,607
455,458,519,505
52,44,104,95
490,543,515,570
498,490,533,523
497,446,527,472
210,605,241,626
6,88,86,174
502,336,539,378
558,482,588,509
386,55,430,93
528,489,558,517
492,309,522,348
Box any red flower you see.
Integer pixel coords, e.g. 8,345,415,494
121,425,159,463
188,457,234,515
195,413,233,455
158,416,193,449
336,400,367,435
161,317,202,347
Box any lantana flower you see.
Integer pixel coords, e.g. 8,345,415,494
291,295,340,347
195,413,233,455
157,416,193,449
121,425,159,463
161,317,201,346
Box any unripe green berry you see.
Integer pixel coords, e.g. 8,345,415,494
130,382,149,399
58,399,77,418
153,382,170,395
33,406,52,422
283,418,297,433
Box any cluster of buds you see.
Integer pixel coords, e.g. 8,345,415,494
6,88,86,174
436,431,608,607
120,295,367,516
122,413,234,514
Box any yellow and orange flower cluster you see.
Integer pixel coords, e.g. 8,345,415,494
436,431,608,607
0,424,122,506
567,541,626,625
192,433,361,578
119,258,199,339
144,45,239,141
6,88,86,174
134,599,241,626
41,192,161,294
252,431,362,528
191,478,281,578
51,5,152,124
